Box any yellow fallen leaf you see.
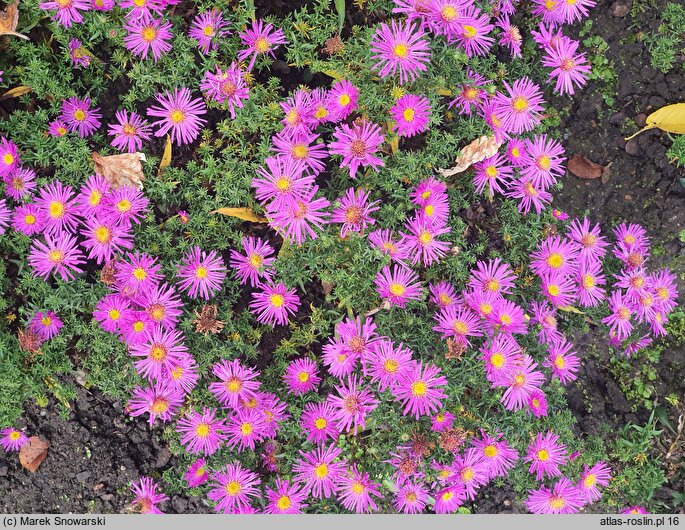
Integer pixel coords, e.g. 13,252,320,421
158,135,172,176
0,85,32,100
212,207,268,223
437,88,452,96
0,0,29,40
559,305,585,315
625,103,685,140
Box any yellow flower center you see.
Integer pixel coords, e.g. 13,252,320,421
195,266,208,279
195,423,210,437
452,321,468,335
2,153,14,165
117,199,132,212
291,144,308,159
484,445,497,458
314,418,327,430
133,321,145,333
315,107,328,119
73,109,86,121
389,283,406,296
511,147,520,158
485,279,500,292
150,345,167,362
582,274,595,289
549,496,566,510
352,482,365,495
411,381,427,397
225,377,242,393
226,481,242,496
657,287,668,300
499,314,512,326
94,226,111,243
195,466,205,477
170,110,185,124
142,27,157,42
532,398,540,408
248,253,264,269
402,108,415,122
314,464,328,478
344,206,363,224
537,449,549,461
547,284,560,297
41,316,52,326
240,422,253,436
441,5,457,21
108,309,121,321
583,474,597,488
461,467,475,482
89,190,102,206
384,359,399,373
298,371,309,382
547,253,563,269
25,214,37,225
485,165,498,178
49,201,64,219
133,267,147,280
424,204,435,217
513,373,526,387
418,231,432,245
270,293,285,308
9,431,21,440
442,491,454,501
512,96,529,112
151,398,169,414
48,249,64,263
490,353,505,368
254,36,270,53
617,307,630,320
339,93,351,106
275,176,292,192
276,496,291,510
554,355,565,369
462,25,476,39
537,155,551,170
393,43,408,58
202,25,215,37
150,304,165,321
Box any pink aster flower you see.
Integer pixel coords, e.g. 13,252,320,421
265,478,309,514
431,411,455,433
601,290,634,341
487,298,527,335
209,359,261,410
127,379,184,426
328,374,379,433
541,272,578,307
480,335,522,384
39,0,90,28
119,0,164,21
393,360,448,419
524,431,569,480
613,222,649,253
469,257,518,296
506,138,528,167
250,282,300,327
330,187,380,238
543,37,591,96
139,282,184,329
200,63,250,119
338,465,382,513
208,463,261,514
253,156,311,209
76,174,110,218
48,119,68,137
390,93,431,137
188,9,230,54
36,180,81,235
527,389,548,417
508,177,553,214
428,0,468,39
492,77,545,135
622,506,650,515
90,0,114,10
164,353,199,394
29,233,85,282
68,39,91,68
417,193,449,227
433,484,467,514
176,246,226,300
280,89,314,131
576,260,606,307
545,337,580,384
147,87,207,146
108,110,152,153
499,355,545,411
650,269,678,314
0,138,20,178
177,407,227,455
370,19,431,84
329,120,385,179
229,236,275,287
130,327,188,381
531,235,580,277
395,482,429,514
430,281,460,308
4,166,37,200
452,6,495,58
118,310,155,346
93,294,130,333
81,217,134,264
433,304,483,344
559,0,596,23
449,448,491,500
374,265,423,308
300,401,340,445
185,458,209,488
369,229,410,264
327,80,359,121
497,15,522,57
284,358,321,395
268,185,330,246
364,338,413,391
271,128,328,175
225,408,265,452
400,214,451,267
526,478,585,514
115,251,162,297
308,88,335,126
12,204,45,236
578,461,611,504
322,338,360,379
29,310,63,340
471,431,518,479
530,0,565,25
293,444,347,500
449,69,489,115
568,217,609,265
473,153,514,197
130,477,168,514
237,19,288,71
59,96,102,138
521,134,566,188
0,428,30,452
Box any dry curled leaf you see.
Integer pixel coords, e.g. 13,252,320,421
625,103,685,140
92,151,146,190
568,154,604,179
0,85,32,101
439,135,504,176
19,436,49,473
212,207,268,223
0,0,29,40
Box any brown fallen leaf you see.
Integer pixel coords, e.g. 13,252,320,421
439,134,504,176
0,0,29,40
0,85,32,101
19,436,49,473
568,153,604,179
92,151,146,190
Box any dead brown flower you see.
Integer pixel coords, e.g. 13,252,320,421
193,304,225,336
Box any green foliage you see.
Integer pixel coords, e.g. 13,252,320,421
643,3,685,73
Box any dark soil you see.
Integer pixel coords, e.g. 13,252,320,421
2,0,684,515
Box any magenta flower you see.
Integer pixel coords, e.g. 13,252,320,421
80,217,134,264
68,39,91,68
119,0,164,21
59,96,102,138
29,233,85,281
209,358,261,410
39,0,90,28
36,180,81,235
330,187,380,238
449,69,489,115
525,431,569,481
469,257,518,296
300,401,340,445
506,138,528,166
130,477,168,514
543,37,591,96
374,265,423,308
185,458,209,488
492,77,545,135
12,204,45,236
394,482,429,514
390,93,431,137
268,185,330,246
322,338,360,379
3,166,35,200
449,448,490,500
118,310,155,347
531,236,580,277
293,444,347,500
271,128,328,175
527,479,586,515
309,88,335,125
530,0,565,25
228,236,275,287
108,110,152,153
521,134,566,188
140,282,184,329
527,390,548,418
487,298,527,335
508,177,553,214
264,478,308,514
613,222,649,253
328,374,379,433
393,360,447,419
576,261,606,307
90,0,114,10
578,461,611,503
280,89,314,131
0,428,30,452
370,19,430,84
115,252,162,297
48,119,68,137
622,506,650,515
188,9,230,54
430,281,460,308
165,354,199,394
401,214,450,266
237,19,288,71
250,282,300,327
499,355,545,411
429,0,467,39
431,411,455,432
559,0,596,24
480,335,522,384
76,174,110,217
327,80,359,121
651,269,678,314
93,294,130,333
130,327,188,381
473,153,514,197
369,229,410,264
545,337,580,384
127,379,184,426
601,290,634,341
176,246,226,300
208,463,261,514
147,87,207,146
225,408,265,452
471,431,518,479
202,68,249,121
569,217,609,265
176,407,227,455
0,137,20,178
364,338,412,391
338,465,382,513
452,6,495,58
497,15,522,57
283,358,321,395
433,484,467,514
329,120,385,179
433,305,483,344
29,310,63,340
252,155,312,209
